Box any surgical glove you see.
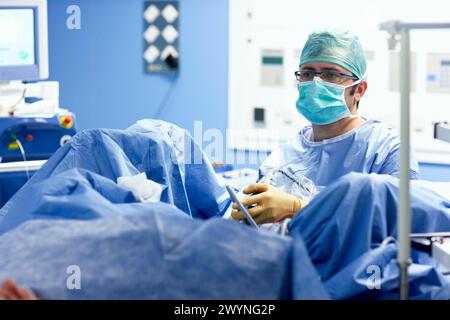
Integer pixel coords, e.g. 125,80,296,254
231,183,307,225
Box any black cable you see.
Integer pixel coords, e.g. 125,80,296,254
153,76,178,119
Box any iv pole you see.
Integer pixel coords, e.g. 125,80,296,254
379,21,450,300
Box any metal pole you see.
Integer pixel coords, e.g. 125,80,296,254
380,19,450,301
398,27,411,300
399,22,450,30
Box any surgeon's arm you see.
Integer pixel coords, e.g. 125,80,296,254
379,144,420,180
230,183,308,225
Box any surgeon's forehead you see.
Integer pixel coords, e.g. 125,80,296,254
300,61,351,74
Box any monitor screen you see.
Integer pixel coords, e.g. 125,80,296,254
0,1,47,82
0,9,36,67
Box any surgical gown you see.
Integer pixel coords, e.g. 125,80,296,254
260,119,419,187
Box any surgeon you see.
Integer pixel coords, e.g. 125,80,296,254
232,29,419,225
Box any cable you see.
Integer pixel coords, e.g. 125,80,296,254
15,139,30,181
153,76,178,119
0,83,27,115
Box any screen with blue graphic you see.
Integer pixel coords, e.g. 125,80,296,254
0,9,35,67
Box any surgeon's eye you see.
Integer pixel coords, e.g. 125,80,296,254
299,70,315,81
321,71,341,83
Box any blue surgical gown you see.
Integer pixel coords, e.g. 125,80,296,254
260,119,419,187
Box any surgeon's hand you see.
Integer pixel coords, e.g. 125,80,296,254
231,183,307,225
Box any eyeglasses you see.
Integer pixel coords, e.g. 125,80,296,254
294,70,358,84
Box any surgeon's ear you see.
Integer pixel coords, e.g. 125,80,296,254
354,80,368,103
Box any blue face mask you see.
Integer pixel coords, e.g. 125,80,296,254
296,78,361,125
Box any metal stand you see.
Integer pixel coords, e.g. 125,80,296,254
380,21,450,300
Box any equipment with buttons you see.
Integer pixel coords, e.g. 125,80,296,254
0,112,77,163
143,1,180,73
0,0,78,207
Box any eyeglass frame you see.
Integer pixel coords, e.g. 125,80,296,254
294,69,358,84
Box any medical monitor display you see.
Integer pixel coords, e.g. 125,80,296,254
0,9,36,67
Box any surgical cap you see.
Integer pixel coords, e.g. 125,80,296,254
300,29,367,80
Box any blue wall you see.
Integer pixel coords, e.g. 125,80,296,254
47,0,228,136
47,0,450,179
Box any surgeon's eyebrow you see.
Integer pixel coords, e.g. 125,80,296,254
300,66,343,73
321,67,342,72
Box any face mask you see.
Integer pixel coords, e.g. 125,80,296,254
296,77,361,125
